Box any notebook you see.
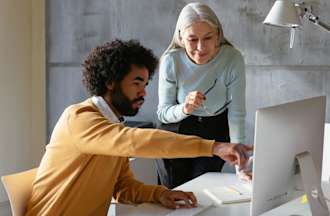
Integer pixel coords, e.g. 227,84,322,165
203,183,252,205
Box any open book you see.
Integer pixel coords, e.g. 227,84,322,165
203,183,252,205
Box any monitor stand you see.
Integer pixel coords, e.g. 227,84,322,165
296,151,329,216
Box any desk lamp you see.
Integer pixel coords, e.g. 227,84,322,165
263,0,330,48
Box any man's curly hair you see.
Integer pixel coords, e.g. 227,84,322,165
82,39,158,96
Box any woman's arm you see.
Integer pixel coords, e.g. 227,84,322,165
226,51,246,144
157,54,189,124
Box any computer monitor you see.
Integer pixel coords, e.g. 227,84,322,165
322,123,330,182
251,96,329,216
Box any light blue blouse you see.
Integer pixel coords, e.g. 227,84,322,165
157,45,246,143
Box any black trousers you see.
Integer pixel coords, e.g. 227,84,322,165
156,109,230,189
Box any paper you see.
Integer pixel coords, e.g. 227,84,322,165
203,184,251,205
165,204,213,216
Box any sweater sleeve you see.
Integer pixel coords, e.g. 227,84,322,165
67,105,214,158
113,158,168,204
226,51,246,144
157,53,189,124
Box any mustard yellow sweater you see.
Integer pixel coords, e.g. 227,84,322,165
26,99,214,216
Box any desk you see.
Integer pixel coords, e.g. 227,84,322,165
117,173,250,216
116,173,330,216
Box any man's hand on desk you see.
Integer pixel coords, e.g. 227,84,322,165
237,170,252,182
158,190,197,209
212,142,253,168
236,156,253,182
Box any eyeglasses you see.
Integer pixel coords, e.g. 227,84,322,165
201,78,232,115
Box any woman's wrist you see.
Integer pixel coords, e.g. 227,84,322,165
182,104,191,115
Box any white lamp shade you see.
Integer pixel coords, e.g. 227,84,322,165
263,0,302,28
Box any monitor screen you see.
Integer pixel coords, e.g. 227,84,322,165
251,96,326,216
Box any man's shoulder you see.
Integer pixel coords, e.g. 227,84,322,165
64,98,98,117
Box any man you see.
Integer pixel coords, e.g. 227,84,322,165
26,40,252,215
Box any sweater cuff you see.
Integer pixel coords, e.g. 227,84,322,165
175,103,190,120
199,139,215,157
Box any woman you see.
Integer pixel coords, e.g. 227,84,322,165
156,2,249,189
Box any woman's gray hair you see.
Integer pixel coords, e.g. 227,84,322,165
162,2,231,58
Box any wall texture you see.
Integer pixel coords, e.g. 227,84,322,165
0,0,45,205
47,0,330,146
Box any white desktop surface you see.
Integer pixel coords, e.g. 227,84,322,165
259,196,311,216
115,173,330,216
117,173,250,216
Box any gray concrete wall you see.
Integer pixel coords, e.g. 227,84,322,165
47,0,330,146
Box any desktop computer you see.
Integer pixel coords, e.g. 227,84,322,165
251,96,329,216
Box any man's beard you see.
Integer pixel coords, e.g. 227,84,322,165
111,85,144,116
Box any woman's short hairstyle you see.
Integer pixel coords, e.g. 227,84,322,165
163,2,231,57
82,39,158,96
